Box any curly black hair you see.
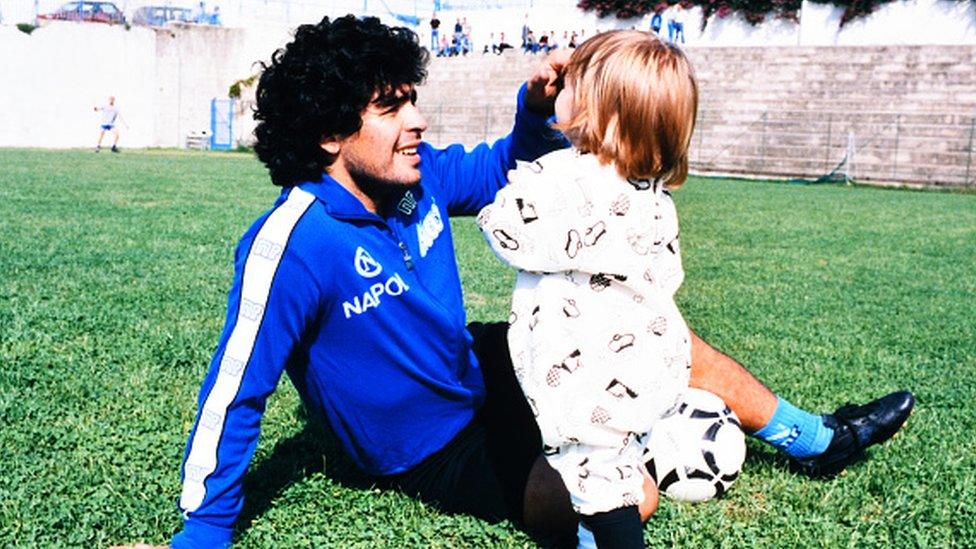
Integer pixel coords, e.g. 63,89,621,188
253,15,429,187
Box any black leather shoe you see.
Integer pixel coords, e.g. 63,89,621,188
792,390,914,478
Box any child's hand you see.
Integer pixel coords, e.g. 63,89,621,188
507,167,524,186
524,48,572,116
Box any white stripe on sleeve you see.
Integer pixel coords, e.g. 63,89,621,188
179,187,316,515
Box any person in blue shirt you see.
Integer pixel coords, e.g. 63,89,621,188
650,10,663,35
193,0,206,23
157,16,913,549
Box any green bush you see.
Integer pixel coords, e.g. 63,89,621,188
229,74,259,99
577,0,971,28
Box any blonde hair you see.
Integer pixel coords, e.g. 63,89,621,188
555,30,698,188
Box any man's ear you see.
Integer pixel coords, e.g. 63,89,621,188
320,136,340,155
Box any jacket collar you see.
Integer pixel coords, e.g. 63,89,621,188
296,173,427,222
296,173,380,222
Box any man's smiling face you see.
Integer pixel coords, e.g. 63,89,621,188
324,84,429,205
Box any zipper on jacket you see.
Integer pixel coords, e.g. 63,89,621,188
397,240,414,270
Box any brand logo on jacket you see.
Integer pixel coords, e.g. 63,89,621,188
354,247,383,278
343,247,410,318
417,203,444,257
398,191,417,215
342,274,411,319
219,356,244,376
253,238,283,261
240,299,265,321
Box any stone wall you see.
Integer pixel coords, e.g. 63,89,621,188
417,46,976,188
1,4,974,188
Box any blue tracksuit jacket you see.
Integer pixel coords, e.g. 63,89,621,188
172,85,566,548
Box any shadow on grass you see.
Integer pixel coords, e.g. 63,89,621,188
235,406,373,535
745,445,794,470
744,443,871,479
233,412,861,542
231,406,566,547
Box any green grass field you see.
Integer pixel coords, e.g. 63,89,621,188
1,149,974,548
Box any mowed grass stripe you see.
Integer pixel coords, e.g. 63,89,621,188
1,149,973,547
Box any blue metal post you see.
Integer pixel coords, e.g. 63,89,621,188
210,98,217,150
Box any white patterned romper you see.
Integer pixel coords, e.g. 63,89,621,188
477,148,691,515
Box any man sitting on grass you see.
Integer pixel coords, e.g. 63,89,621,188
143,16,913,548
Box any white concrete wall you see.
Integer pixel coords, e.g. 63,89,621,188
1,0,422,28
0,21,292,148
149,21,290,147
799,0,976,46
0,23,158,148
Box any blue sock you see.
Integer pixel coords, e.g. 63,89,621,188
754,396,834,459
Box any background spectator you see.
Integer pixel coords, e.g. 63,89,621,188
496,32,513,54
484,32,497,54
670,5,686,43
547,30,559,51
194,1,207,23
438,34,449,57
461,17,472,54
429,12,440,51
523,29,538,53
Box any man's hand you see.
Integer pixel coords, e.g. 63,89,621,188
524,48,573,116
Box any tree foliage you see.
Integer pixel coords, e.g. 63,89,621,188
576,0,962,28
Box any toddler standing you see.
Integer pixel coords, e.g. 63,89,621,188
478,30,699,548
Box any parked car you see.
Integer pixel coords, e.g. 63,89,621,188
131,5,192,27
37,1,126,24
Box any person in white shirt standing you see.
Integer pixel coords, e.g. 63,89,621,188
94,96,126,153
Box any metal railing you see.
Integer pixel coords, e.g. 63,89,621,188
422,103,976,188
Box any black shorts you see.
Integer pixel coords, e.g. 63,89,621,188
375,322,542,525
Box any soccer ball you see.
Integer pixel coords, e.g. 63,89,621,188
644,388,747,503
